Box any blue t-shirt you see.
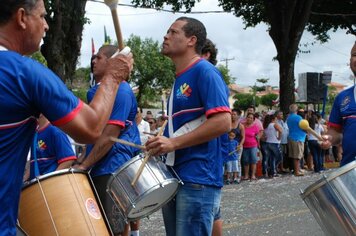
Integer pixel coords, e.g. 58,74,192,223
86,81,140,177
165,59,230,188
0,50,82,235
226,139,239,162
29,124,77,180
286,113,306,142
329,86,356,166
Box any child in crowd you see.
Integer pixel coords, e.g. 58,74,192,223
225,130,240,184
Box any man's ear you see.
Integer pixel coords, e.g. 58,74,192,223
187,35,197,48
15,8,28,30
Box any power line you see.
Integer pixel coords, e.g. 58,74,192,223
303,36,349,57
220,57,235,69
311,11,356,17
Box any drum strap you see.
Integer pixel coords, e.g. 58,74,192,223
32,130,40,177
166,81,175,166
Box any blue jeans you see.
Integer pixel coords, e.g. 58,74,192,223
260,141,268,175
242,147,258,164
308,140,323,172
162,183,221,236
265,143,281,176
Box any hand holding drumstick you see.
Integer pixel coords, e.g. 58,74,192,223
299,119,324,141
131,120,168,186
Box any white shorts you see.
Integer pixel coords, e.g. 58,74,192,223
225,160,239,172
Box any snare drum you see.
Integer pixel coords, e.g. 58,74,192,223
300,161,356,236
18,169,111,236
107,153,181,221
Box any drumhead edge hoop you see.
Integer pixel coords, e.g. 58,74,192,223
300,160,356,198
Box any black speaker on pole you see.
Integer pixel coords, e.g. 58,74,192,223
297,72,331,103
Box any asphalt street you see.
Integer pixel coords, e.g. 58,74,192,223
139,170,331,236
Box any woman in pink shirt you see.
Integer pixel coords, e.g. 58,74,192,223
241,113,261,180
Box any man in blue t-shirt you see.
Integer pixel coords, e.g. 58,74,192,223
145,17,231,236
76,45,141,236
321,42,356,166
287,104,306,176
23,115,77,181
0,1,133,235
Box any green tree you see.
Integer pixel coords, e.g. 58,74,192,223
217,64,235,85
260,93,278,109
233,93,260,111
41,0,88,83
131,0,355,115
256,78,269,90
126,35,175,107
325,85,338,114
30,51,47,66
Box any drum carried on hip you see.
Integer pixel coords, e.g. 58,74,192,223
18,169,111,236
300,160,356,236
107,153,181,222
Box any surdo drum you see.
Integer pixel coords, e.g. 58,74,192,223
107,153,181,222
300,161,356,236
18,169,111,236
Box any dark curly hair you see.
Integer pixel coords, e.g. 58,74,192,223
201,38,218,65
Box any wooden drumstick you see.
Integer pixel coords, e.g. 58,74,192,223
299,119,324,141
131,120,168,186
228,149,238,156
109,137,146,150
104,0,124,50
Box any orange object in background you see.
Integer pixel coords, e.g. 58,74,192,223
256,160,263,177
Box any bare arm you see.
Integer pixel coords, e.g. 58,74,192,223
59,54,132,144
78,124,121,170
146,112,231,156
56,160,75,170
239,123,245,147
274,123,283,140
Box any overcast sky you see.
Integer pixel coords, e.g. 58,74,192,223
80,0,356,87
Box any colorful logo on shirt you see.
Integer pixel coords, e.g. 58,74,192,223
37,140,47,150
340,96,351,112
176,83,192,99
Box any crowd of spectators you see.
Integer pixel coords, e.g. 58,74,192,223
223,105,340,184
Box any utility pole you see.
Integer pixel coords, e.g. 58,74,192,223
220,57,235,69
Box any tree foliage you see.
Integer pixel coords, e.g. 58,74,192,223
217,64,235,85
42,0,88,83
30,51,47,66
126,35,175,107
233,93,260,111
256,78,269,86
308,0,356,41
260,93,278,109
